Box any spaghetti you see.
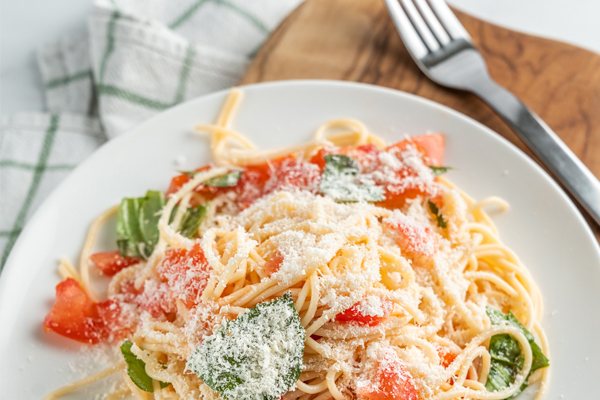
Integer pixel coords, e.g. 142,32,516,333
43,88,549,400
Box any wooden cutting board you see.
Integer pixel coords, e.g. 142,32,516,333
240,0,600,241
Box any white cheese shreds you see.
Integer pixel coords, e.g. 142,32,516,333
186,293,304,400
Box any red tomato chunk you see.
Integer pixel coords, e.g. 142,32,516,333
43,278,128,344
437,346,457,368
157,243,210,309
264,251,284,276
335,298,393,326
90,251,140,276
360,351,419,400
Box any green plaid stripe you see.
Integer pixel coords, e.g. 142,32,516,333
45,70,92,90
0,160,76,171
99,10,121,83
1,115,61,270
169,0,268,33
97,43,196,110
169,0,210,29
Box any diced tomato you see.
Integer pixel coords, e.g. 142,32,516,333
90,251,140,276
376,187,427,210
264,156,321,194
134,279,177,319
236,161,272,207
386,134,444,167
157,243,210,308
236,155,320,208
95,299,131,341
383,214,438,256
310,144,381,170
264,251,284,276
437,347,457,368
166,174,191,197
360,351,419,400
335,297,393,326
43,278,102,343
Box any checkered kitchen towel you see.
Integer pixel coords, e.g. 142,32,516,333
0,0,302,269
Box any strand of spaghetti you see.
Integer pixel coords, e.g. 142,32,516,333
313,119,369,145
171,192,192,230
301,273,319,327
325,369,344,400
78,204,118,302
43,361,125,400
465,223,501,243
232,279,279,307
296,379,329,394
216,87,243,129
57,257,82,284
454,346,488,386
195,125,257,150
295,278,310,312
469,197,510,212
464,271,518,297
505,273,535,330
312,391,334,400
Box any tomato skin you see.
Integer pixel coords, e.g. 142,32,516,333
264,251,284,276
236,161,272,207
376,187,425,210
44,278,131,343
166,174,191,197
335,298,393,326
386,134,445,167
43,278,101,343
157,243,210,308
383,215,438,256
360,352,419,400
90,251,140,276
437,347,457,368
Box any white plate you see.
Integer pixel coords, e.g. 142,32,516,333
1,81,599,399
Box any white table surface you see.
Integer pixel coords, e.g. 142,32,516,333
1,0,599,117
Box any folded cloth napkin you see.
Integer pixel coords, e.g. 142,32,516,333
0,0,302,270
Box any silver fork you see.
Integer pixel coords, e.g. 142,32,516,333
384,0,600,226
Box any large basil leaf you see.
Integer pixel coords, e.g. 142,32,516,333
186,292,305,400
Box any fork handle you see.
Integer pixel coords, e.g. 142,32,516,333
471,78,600,226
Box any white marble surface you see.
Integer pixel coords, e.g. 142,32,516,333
1,0,599,116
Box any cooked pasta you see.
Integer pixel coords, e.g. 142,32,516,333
43,88,549,400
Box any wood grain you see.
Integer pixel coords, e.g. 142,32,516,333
240,0,600,241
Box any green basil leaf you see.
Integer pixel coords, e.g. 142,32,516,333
489,333,522,365
121,339,170,392
138,191,165,258
178,170,243,187
180,205,208,238
507,312,549,373
485,307,550,398
204,170,243,187
186,292,305,400
117,191,166,258
429,166,452,177
117,198,144,257
319,154,384,202
428,200,447,228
